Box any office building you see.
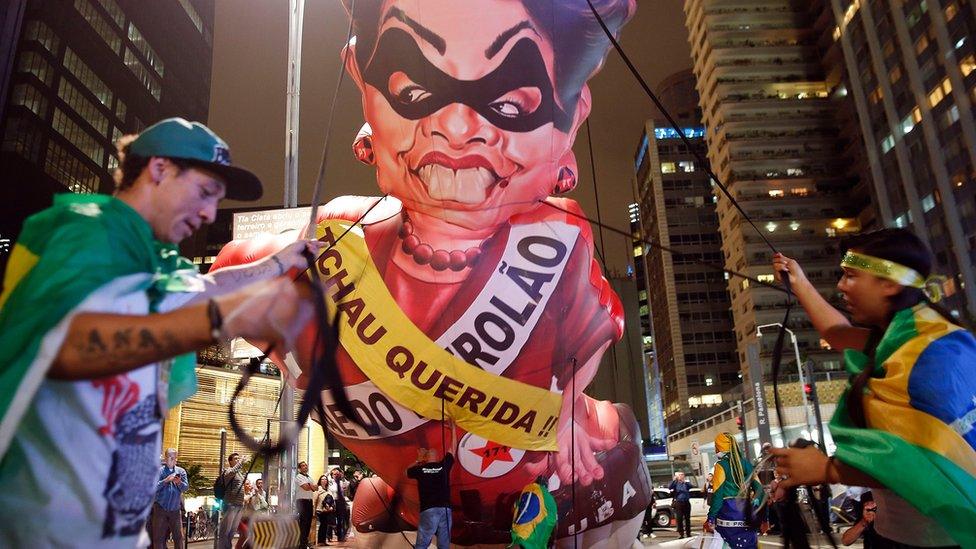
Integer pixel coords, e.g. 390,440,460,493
0,0,215,270
632,69,740,431
828,0,976,319
683,1,868,386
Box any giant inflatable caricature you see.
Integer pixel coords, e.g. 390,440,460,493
213,1,652,546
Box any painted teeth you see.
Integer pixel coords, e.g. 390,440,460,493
417,165,497,204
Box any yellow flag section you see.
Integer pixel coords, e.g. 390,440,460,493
313,221,561,451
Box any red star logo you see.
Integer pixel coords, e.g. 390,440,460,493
468,440,514,473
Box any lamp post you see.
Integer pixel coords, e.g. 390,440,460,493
756,323,814,438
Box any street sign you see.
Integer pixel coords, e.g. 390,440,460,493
747,342,773,448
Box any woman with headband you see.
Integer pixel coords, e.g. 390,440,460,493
770,228,975,547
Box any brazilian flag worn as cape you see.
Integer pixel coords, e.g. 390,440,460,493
830,305,976,547
511,479,557,549
0,194,200,457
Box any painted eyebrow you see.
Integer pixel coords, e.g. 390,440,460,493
485,21,537,59
382,7,446,55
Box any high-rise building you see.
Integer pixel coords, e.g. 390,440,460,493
0,0,215,270
632,69,740,431
683,1,869,386
827,0,976,319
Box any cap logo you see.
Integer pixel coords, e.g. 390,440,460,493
213,145,231,165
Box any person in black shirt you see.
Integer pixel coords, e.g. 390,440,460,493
842,491,878,548
406,448,454,549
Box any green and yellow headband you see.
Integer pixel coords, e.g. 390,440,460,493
840,251,946,302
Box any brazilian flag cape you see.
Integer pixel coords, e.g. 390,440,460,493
510,479,557,549
830,305,976,547
0,194,200,457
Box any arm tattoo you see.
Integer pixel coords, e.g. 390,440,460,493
73,326,184,368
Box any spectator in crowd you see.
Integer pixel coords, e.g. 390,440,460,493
235,480,254,549
704,472,715,505
218,452,248,549
314,474,336,546
295,461,316,549
328,468,350,542
250,478,270,513
152,448,188,548
842,491,877,548
668,472,692,538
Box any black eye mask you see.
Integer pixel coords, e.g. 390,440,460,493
363,28,574,133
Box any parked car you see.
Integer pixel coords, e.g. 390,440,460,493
650,487,709,528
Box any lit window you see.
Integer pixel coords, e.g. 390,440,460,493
929,86,945,107
16,51,54,87
633,246,643,257
74,0,121,55
946,105,960,125
912,106,922,123
894,214,907,228
881,135,895,154
922,194,935,212
63,48,113,107
96,0,125,28
10,83,48,118
661,162,676,174
757,274,775,283
705,377,714,387
123,48,161,100
768,189,784,198
679,160,695,172
128,24,165,77
59,79,108,136
765,222,777,232
820,338,832,350
52,108,104,165
945,2,958,21
902,114,915,134
22,20,60,54
791,188,809,196
961,55,976,77
786,168,805,176
915,35,928,55
790,221,800,231
942,77,952,95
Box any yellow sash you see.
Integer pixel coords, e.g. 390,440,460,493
312,221,561,451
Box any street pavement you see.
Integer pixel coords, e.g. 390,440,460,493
178,518,859,548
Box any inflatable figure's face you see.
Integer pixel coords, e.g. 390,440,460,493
347,0,588,230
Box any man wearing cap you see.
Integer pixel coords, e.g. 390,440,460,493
0,118,322,548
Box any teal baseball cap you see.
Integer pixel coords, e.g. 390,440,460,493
128,117,263,200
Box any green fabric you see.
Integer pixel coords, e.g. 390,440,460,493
707,457,760,521
0,194,199,456
510,481,557,549
830,307,976,547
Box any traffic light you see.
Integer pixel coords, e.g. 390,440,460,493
735,416,743,428
803,383,813,397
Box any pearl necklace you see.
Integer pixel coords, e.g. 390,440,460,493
398,214,483,272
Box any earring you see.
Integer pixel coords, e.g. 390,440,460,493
353,135,375,165
552,166,577,194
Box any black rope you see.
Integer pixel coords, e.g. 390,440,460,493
539,200,786,294
582,0,776,253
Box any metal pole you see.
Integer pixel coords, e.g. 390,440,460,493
279,0,304,514
804,360,826,442
737,400,751,462
284,0,304,208
214,428,226,549
789,330,814,435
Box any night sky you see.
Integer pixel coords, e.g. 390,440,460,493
208,0,692,272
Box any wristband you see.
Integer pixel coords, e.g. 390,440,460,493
207,299,224,342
